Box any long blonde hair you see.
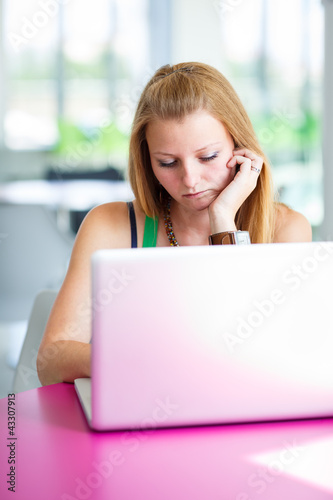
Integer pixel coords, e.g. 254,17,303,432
128,62,276,243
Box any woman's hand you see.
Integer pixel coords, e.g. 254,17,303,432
208,148,263,233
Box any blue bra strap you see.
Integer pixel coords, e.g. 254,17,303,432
127,201,137,248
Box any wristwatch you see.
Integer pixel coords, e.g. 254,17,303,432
208,231,251,245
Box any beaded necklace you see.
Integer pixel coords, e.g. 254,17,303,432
163,196,180,246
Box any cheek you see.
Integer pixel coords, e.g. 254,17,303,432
212,161,234,187
151,165,176,188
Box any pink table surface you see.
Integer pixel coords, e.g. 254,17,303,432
0,383,333,500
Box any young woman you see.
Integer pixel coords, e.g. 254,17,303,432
37,62,312,385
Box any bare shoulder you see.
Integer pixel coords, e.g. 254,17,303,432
273,203,312,243
65,201,132,278
82,200,129,231
77,201,131,248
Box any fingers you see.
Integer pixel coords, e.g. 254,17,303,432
227,149,263,176
233,148,257,159
228,155,251,168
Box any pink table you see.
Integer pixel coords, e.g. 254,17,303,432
0,383,333,500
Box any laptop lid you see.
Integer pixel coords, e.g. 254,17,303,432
84,242,333,431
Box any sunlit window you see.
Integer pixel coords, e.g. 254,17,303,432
1,0,324,231
4,0,59,149
3,0,149,168
219,0,324,229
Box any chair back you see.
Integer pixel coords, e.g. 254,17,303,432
12,290,57,393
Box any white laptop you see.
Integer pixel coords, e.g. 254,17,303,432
75,242,333,431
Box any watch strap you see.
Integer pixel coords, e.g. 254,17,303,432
208,231,251,245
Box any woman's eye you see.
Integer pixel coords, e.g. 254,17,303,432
158,160,177,167
201,153,219,162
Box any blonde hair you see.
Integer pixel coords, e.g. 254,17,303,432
128,62,276,243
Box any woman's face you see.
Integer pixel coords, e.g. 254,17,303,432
146,109,236,212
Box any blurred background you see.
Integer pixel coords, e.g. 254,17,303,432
0,0,330,396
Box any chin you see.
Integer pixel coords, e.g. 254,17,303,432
188,198,213,212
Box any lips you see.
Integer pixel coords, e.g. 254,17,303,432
183,191,206,198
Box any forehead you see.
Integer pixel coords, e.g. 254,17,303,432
146,109,232,146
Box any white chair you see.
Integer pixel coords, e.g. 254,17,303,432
12,290,57,393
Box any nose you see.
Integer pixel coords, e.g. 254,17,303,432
181,161,200,189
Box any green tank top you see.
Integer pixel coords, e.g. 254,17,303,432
142,215,158,247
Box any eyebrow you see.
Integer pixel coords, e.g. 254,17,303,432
153,142,223,156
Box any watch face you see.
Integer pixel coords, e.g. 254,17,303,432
235,232,251,245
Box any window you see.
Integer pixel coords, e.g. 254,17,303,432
218,0,324,230
2,0,149,169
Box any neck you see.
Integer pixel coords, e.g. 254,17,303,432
169,198,211,246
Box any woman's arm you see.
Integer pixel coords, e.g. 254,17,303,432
273,203,312,243
37,202,131,386
37,341,91,385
